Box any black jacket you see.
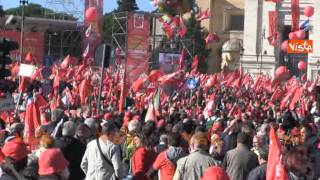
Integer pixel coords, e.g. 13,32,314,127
247,163,267,180
55,136,86,180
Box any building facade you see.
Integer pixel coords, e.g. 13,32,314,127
197,0,319,79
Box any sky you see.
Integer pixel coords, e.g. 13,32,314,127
1,0,155,13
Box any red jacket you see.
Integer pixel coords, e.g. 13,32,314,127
131,147,156,180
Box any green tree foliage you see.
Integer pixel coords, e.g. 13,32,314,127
185,14,211,73
0,6,4,17
5,3,76,21
116,0,139,12
102,12,113,43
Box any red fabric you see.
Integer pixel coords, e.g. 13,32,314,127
178,17,187,38
145,102,156,122
266,128,287,180
132,147,156,180
1,138,28,163
289,87,304,110
271,88,284,102
206,75,218,88
24,98,41,145
132,78,146,93
191,55,199,72
291,0,300,31
153,151,176,180
201,166,230,180
163,22,174,40
38,148,69,175
179,48,186,70
149,70,161,83
197,9,210,21
267,11,278,46
18,77,30,93
79,78,92,105
24,53,33,63
60,55,70,69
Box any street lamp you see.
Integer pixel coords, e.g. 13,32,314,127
48,32,58,56
19,0,28,64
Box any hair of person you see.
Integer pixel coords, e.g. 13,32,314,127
101,121,119,136
283,146,308,173
167,133,180,147
237,132,251,146
258,147,269,161
195,126,207,133
40,134,55,148
159,134,168,144
190,132,209,151
133,131,148,147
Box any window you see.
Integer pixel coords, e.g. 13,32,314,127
223,9,244,32
228,15,244,31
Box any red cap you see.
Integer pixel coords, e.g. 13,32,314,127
132,115,140,121
211,122,222,132
38,148,69,176
201,166,230,180
2,138,28,162
104,113,112,120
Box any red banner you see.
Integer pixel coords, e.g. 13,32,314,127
83,0,103,62
267,11,278,46
126,13,150,85
291,0,300,31
0,30,44,65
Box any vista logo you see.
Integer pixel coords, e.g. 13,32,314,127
288,40,313,54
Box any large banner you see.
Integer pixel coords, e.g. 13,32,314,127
126,13,150,85
83,0,103,62
0,31,44,64
158,53,180,74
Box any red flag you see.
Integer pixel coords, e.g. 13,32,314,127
24,53,33,64
179,48,186,70
289,87,304,110
60,55,70,69
18,77,30,93
178,17,187,38
271,88,284,102
205,33,219,45
266,128,287,180
162,22,174,40
31,68,41,81
132,78,147,93
79,78,92,105
197,9,210,21
53,75,60,96
205,75,218,88
24,96,41,146
148,70,161,83
145,101,156,122
191,55,199,72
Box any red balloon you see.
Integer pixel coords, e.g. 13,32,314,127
276,66,289,78
281,40,288,52
304,6,314,17
289,32,298,40
296,30,306,39
85,7,98,22
298,61,307,70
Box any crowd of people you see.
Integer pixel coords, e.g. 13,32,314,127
0,64,319,180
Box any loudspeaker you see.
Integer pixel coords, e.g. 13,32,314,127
94,44,112,68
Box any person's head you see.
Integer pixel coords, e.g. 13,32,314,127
159,134,168,145
2,138,28,171
167,133,180,147
128,120,141,133
133,132,148,148
75,123,91,144
9,123,24,138
62,121,77,137
39,134,55,149
237,132,251,147
101,121,120,144
84,118,99,137
189,132,209,152
284,146,311,176
38,148,69,179
253,134,265,149
257,147,268,164
51,108,64,122
81,106,91,119
180,122,195,143
210,134,223,155
201,166,230,180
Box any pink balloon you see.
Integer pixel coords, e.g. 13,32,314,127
304,6,314,17
289,32,298,40
85,7,98,22
276,66,289,78
296,30,306,39
281,40,288,52
298,61,307,70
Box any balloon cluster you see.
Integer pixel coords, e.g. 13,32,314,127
281,6,313,52
151,0,198,16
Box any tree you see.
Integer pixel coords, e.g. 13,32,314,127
5,3,76,21
102,12,113,43
0,6,4,17
117,0,138,12
184,14,211,73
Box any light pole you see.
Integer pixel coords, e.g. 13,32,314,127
19,0,28,64
48,32,58,56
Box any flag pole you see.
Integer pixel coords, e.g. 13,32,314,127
97,44,106,114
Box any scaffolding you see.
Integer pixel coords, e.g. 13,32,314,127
111,11,195,71
44,0,85,21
